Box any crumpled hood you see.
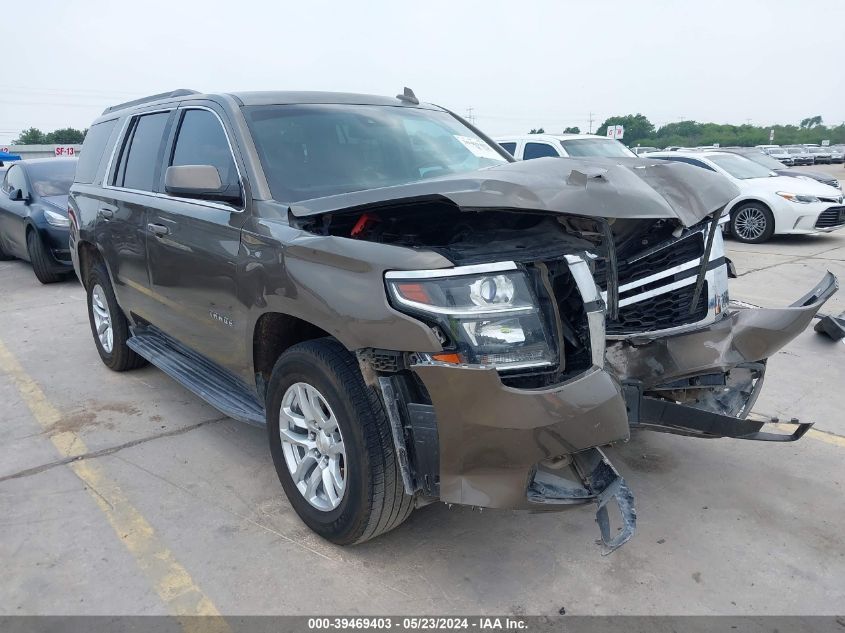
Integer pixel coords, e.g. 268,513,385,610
290,156,741,227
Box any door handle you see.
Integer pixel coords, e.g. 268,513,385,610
147,223,170,237
98,208,114,220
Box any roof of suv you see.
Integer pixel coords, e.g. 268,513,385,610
496,133,609,142
101,88,440,117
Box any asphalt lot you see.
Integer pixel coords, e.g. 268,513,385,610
1,164,844,617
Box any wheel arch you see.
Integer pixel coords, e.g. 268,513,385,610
76,239,107,289
252,311,333,389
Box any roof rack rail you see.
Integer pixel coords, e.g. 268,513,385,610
102,89,200,115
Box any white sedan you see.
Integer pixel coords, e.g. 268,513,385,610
644,151,844,243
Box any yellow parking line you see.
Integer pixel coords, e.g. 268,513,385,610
0,338,228,632
806,428,845,448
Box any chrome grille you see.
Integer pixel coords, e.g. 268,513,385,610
594,228,712,334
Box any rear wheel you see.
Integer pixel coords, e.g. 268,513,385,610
26,230,63,284
86,262,147,371
730,203,775,244
266,338,414,545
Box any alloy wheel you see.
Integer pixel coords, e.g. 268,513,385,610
279,382,346,511
91,284,114,353
734,207,768,241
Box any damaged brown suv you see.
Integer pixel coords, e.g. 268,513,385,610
69,88,837,552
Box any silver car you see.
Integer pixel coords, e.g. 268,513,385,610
765,147,794,165
785,147,814,165
807,147,832,164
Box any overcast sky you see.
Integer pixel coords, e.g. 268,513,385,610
3,0,844,145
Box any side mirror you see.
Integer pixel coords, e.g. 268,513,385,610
8,188,23,201
164,165,241,205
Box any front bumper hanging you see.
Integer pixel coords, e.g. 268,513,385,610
528,447,636,555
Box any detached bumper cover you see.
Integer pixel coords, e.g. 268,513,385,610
605,272,838,389
611,272,837,440
412,364,629,510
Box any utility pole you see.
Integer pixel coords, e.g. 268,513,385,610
465,107,476,125
588,112,594,134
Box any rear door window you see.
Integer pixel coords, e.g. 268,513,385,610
75,119,118,184
523,142,559,160
114,112,171,191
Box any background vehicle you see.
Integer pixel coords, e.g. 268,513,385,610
720,147,840,189
631,146,658,155
647,150,844,242
764,147,794,165
807,147,832,164
784,146,814,165
0,158,76,283
829,146,844,163
494,133,637,160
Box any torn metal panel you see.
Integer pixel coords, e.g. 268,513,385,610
528,447,636,555
411,364,629,509
289,156,740,228
605,272,838,388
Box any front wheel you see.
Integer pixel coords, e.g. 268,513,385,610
730,203,775,244
266,338,414,545
26,230,64,284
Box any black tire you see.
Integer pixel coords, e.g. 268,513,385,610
26,230,63,284
85,261,147,371
729,202,775,244
266,338,414,545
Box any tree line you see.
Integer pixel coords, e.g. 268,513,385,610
536,114,845,148
12,127,87,145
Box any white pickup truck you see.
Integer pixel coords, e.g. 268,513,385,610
495,133,636,160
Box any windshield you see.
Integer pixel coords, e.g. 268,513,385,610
559,138,637,158
739,151,784,170
243,104,508,202
27,161,76,197
708,154,776,179
809,148,827,154
788,148,803,154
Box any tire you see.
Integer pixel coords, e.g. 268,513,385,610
266,338,414,545
85,261,147,371
26,230,63,284
730,203,775,244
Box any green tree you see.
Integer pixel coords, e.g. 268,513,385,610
800,115,823,129
528,128,545,134
13,128,47,144
563,126,580,134
595,114,655,145
44,127,86,144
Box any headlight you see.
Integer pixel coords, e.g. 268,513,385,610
776,191,819,204
386,263,555,370
44,209,70,227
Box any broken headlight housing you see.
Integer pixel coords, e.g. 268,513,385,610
386,263,555,370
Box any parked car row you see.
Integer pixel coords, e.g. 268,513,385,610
0,90,839,555
758,144,844,165
496,135,844,243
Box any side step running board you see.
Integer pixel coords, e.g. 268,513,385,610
128,326,266,426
